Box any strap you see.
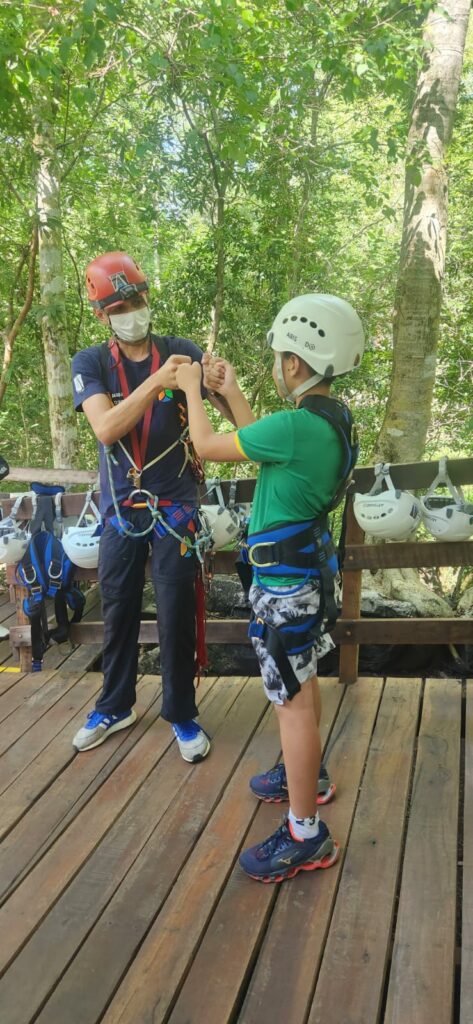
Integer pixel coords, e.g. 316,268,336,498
109,338,160,474
299,394,358,510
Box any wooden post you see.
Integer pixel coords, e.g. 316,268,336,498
339,498,365,685
14,583,33,672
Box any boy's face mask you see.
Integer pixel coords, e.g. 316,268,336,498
109,306,151,343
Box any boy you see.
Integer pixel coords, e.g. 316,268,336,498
175,294,364,881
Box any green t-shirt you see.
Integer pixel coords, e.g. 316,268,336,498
237,408,343,585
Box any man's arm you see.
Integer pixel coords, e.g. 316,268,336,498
81,354,192,445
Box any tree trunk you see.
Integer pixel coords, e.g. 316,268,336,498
34,110,78,468
375,0,470,462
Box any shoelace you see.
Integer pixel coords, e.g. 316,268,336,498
257,822,293,859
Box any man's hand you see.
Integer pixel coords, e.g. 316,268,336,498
152,354,191,392
175,360,202,391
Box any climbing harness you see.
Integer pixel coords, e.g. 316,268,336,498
243,395,359,697
16,486,85,671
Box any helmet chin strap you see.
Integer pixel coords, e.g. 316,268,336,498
275,352,323,404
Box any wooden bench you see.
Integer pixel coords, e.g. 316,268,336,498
1,457,472,680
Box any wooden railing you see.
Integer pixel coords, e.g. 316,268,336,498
1,456,472,681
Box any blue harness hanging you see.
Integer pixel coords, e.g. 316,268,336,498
16,486,85,671
245,395,358,699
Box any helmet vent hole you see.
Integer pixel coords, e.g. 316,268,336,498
300,316,307,323
290,315,297,321
310,321,317,329
318,329,325,337
283,318,288,323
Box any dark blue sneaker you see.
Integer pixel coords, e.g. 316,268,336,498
73,708,136,751
172,720,211,763
239,818,339,883
249,762,336,805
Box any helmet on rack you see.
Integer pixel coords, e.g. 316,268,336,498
353,463,422,540
85,252,149,311
0,517,29,564
198,504,242,551
267,294,364,403
62,492,103,568
420,458,473,541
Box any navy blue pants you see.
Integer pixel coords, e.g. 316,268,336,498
95,507,198,723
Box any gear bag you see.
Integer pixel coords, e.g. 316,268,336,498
16,486,85,671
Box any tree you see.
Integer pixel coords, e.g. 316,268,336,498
375,0,471,462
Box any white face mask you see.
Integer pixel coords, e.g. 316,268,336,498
109,307,151,343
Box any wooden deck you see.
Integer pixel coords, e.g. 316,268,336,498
0,629,471,1022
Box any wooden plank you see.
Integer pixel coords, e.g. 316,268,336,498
0,673,102,840
350,456,473,493
339,499,364,684
0,669,90,762
384,678,461,1024
237,678,384,1024
0,674,220,963
308,678,422,1024
4,467,98,485
60,681,272,1024
333,618,473,645
102,680,382,1024
0,678,258,1022
166,679,346,1024
0,675,165,899
0,671,53,721
460,679,473,1023
344,539,473,570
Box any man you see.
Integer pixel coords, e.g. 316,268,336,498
71,251,227,761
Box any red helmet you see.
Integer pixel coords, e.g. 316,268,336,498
85,252,149,310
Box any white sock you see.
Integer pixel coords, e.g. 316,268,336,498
288,808,320,840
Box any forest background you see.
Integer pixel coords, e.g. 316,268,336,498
0,0,472,609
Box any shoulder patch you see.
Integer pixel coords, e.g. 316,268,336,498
73,373,85,393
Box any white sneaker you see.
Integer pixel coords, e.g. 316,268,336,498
172,720,211,762
73,708,137,751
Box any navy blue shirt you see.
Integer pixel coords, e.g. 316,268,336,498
72,334,207,516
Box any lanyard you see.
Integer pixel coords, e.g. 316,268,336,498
109,338,160,474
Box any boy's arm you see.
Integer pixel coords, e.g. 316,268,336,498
176,363,249,463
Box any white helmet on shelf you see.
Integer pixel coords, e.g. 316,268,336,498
0,517,29,564
353,463,422,541
198,504,242,551
62,491,102,568
0,493,33,565
420,458,473,541
267,293,364,403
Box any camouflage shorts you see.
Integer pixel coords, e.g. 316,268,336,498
249,580,335,705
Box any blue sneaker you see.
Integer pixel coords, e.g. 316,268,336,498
249,762,336,806
73,708,136,751
239,818,339,883
172,720,210,763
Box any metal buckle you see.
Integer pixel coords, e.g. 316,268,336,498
247,542,279,569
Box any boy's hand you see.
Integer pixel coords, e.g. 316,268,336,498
202,352,225,392
209,357,239,398
153,354,191,392
175,360,202,391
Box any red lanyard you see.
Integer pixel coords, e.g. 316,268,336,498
109,339,160,472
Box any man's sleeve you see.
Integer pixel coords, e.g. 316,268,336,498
236,411,294,464
72,349,108,412
170,337,208,400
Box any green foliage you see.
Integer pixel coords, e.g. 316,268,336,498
0,0,471,477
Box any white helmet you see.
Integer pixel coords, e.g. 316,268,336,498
62,492,102,568
353,463,422,541
267,294,364,403
198,504,242,551
0,516,29,564
420,458,473,541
